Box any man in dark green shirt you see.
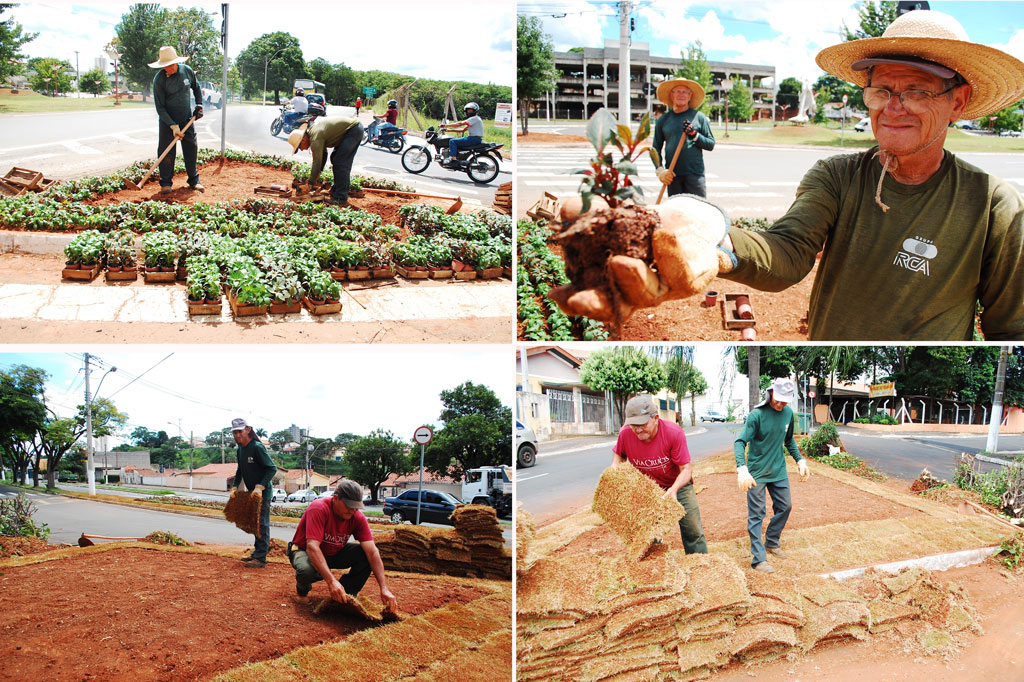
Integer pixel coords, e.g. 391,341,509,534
288,116,363,206
231,418,278,568
652,78,714,198
149,46,203,193
734,379,809,573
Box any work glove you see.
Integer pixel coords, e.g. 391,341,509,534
253,484,265,493
229,487,237,498
655,166,675,185
682,120,698,139
797,458,810,481
193,105,203,120
548,194,738,325
170,124,184,140
737,466,756,492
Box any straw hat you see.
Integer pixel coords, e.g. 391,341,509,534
656,78,705,109
288,124,308,154
815,10,1024,120
148,46,189,69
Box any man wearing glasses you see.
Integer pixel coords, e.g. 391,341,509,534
610,394,707,555
549,10,1024,341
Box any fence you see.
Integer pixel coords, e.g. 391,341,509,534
548,389,575,423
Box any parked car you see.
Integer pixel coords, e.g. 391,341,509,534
270,488,287,502
287,489,317,503
317,489,334,499
198,80,222,109
516,419,537,468
306,92,326,109
999,129,1022,137
383,489,463,525
700,411,727,423
955,120,979,130
853,117,871,133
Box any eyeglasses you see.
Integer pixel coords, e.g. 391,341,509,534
862,85,959,113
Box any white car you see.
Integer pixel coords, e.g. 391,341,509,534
317,489,334,499
270,488,287,502
853,117,871,133
287,489,317,503
198,80,222,109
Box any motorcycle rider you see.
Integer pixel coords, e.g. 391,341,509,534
368,99,399,143
285,88,309,129
440,102,484,167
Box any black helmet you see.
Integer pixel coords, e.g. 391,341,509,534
387,99,398,109
464,101,479,113
295,88,305,96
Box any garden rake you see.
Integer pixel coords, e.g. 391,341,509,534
126,116,196,190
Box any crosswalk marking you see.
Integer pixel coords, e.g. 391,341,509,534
61,140,102,155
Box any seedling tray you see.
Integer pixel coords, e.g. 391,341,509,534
346,269,371,281
371,267,395,279
455,270,478,281
143,270,177,283
269,301,302,314
187,298,222,315
4,167,43,191
227,291,268,317
62,264,102,281
429,268,453,279
395,265,429,280
105,269,139,282
302,296,342,315
478,267,503,280
722,293,757,329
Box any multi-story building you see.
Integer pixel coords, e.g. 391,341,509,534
528,40,776,122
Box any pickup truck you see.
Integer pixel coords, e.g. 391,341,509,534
383,489,463,525
198,80,222,109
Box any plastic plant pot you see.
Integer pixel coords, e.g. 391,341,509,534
704,291,718,307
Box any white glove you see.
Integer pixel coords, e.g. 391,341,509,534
737,466,756,492
170,124,183,140
797,459,809,480
655,166,675,185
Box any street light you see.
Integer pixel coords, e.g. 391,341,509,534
305,438,330,491
721,78,733,139
85,362,117,496
262,47,285,107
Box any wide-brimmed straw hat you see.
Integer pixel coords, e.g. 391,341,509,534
288,124,308,154
656,78,705,109
816,10,1024,120
148,46,189,69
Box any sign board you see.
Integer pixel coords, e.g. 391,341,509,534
494,102,513,128
413,426,433,445
842,94,848,105
362,86,377,98
869,382,896,398
808,390,816,399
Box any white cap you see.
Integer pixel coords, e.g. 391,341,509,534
768,378,796,404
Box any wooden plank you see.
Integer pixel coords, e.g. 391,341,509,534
4,167,43,190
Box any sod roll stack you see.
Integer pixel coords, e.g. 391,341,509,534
592,463,684,561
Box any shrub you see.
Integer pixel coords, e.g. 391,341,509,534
998,534,1024,570
852,413,898,425
817,451,887,482
800,421,842,459
0,494,51,540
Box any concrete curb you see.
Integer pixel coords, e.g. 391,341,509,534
822,545,1002,581
1,230,74,255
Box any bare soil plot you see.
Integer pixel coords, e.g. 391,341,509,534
0,544,507,682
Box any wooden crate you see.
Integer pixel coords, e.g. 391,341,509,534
227,291,268,317
478,267,503,280
3,167,43,191
395,265,429,279
455,270,478,281
526,191,559,221
371,267,395,279
302,296,342,315
62,264,102,281
105,269,139,282
722,293,757,329
143,270,177,283
0,177,24,197
346,268,371,281
269,300,302,314
428,268,453,280
187,298,223,315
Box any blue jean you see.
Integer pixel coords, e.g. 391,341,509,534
290,542,372,596
675,483,708,554
252,491,272,560
449,135,482,159
284,111,305,127
746,478,792,567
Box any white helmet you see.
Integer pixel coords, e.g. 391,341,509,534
464,102,479,114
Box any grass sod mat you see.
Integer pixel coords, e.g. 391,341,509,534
592,464,684,561
516,509,536,574
375,517,512,580
223,489,262,537
311,594,402,623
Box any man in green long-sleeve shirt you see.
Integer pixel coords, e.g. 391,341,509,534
231,418,278,568
289,116,363,206
651,78,714,198
734,379,809,573
149,46,203,193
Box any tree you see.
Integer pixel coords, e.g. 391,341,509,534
812,74,862,109
841,1,898,41
776,77,802,109
115,4,168,101
344,429,414,503
0,365,47,484
516,15,557,135
0,4,37,84
79,66,107,96
580,347,666,425
728,79,754,125
991,100,1023,134
798,347,864,420
675,41,713,115
424,382,513,480
268,429,292,452
236,31,304,104
665,354,706,426
35,397,127,490
28,58,73,95
164,7,221,81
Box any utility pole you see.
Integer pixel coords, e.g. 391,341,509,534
74,51,79,95
220,430,225,464
84,353,95,496
985,347,1009,454
189,430,194,491
618,0,631,125
219,3,229,157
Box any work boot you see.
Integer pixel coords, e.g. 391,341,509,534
296,580,311,597
753,562,775,573
244,558,267,568
160,186,172,194
189,183,205,193
328,197,348,207
240,554,255,562
767,547,788,559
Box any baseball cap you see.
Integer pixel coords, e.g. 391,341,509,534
624,394,659,425
768,379,797,404
333,479,365,509
231,418,248,431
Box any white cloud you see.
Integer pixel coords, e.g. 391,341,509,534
519,0,607,52
991,27,1024,62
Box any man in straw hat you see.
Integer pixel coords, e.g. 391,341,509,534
652,78,715,198
549,10,1024,341
288,115,363,206
610,394,707,554
230,418,277,568
288,478,398,612
150,46,204,193
735,379,809,573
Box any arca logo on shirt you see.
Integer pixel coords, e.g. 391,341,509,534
893,236,937,276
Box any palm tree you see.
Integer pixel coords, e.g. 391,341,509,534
665,353,706,426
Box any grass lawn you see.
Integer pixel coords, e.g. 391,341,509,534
0,90,152,114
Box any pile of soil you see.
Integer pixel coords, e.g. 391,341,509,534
0,535,63,558
558,205,659,290
0,547,491,681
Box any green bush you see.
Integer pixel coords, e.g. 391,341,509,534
852,414,898,425
817,451,888,482
799,421,842,459
0,494,51,539
998,534,1024,570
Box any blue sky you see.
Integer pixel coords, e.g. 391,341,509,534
518,1,1024,84
10,1,514,86
0,347,512,446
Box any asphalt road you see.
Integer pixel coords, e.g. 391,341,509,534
515,424,1024,525
0,103,507,207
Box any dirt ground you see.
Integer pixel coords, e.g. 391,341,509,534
0,546,493,682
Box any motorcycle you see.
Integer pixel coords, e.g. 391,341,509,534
270,99,326,137
400,126,503,184
360,119,407,153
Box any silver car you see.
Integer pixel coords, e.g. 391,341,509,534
516,419,537,468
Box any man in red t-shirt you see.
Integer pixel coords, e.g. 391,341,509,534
289,478,398,610
612,394,707,554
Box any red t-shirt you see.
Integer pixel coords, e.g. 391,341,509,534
385,108,398,124
612,419,691,489
291,497,372,556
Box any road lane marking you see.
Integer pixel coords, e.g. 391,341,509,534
61,140,103,155
0,127,153,154
515,473,550,483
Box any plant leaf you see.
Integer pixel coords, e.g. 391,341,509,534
580,191,593,215
637,114,651,143
586,108,618,154
570,168,593,176
615,160,638,176
644,147,661,167
616,124,632,147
